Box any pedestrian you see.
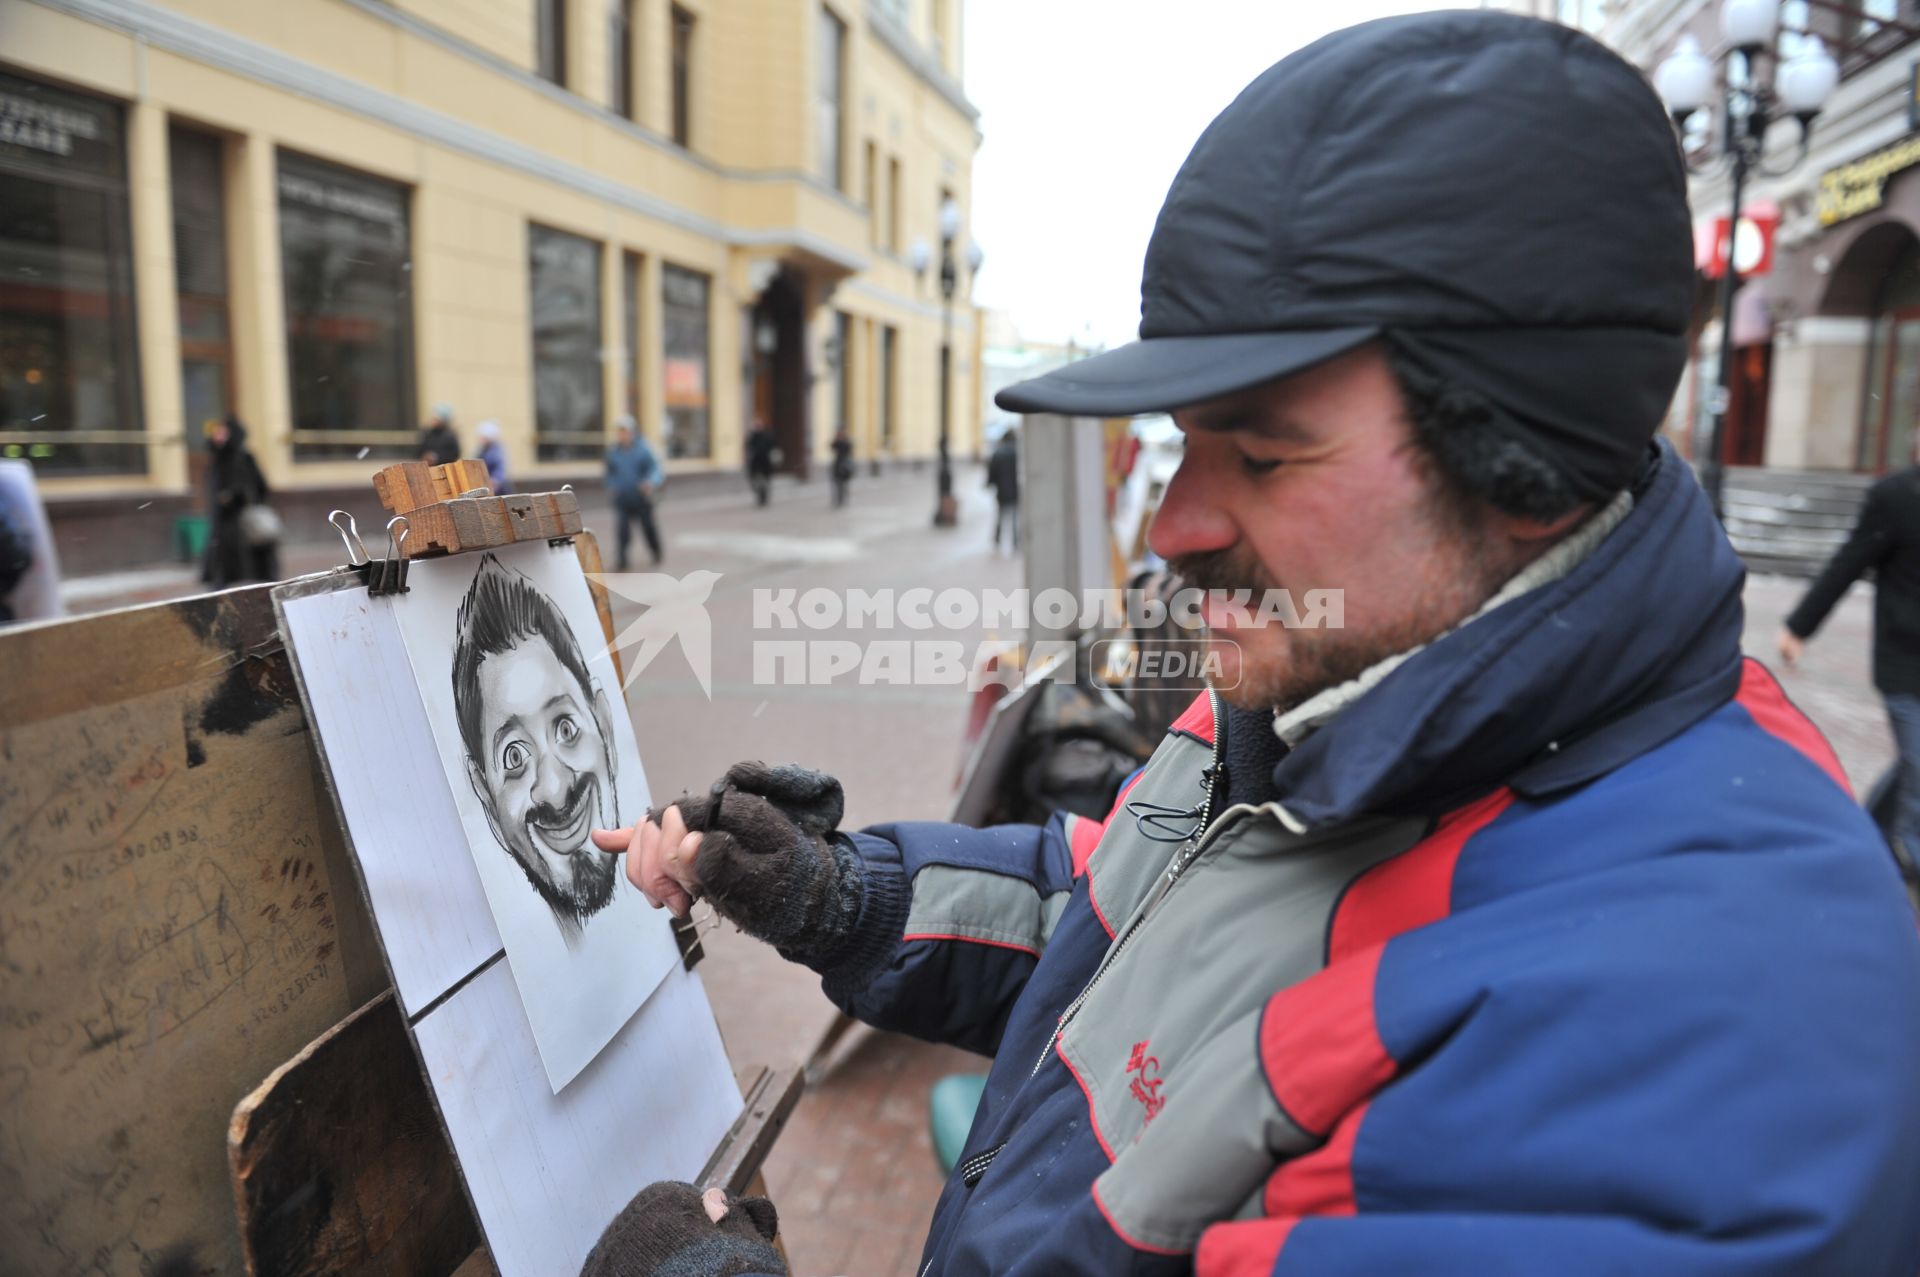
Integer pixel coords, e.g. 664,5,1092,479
203,414,280,588
589,13,1920,1276
419,403,460,467
829,428,854,508
605,415,664,569
744,417,778,507
1779,466,1920,898
476,420,511,494
986,427,1020,550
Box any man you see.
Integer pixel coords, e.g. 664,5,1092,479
419,403,461,467
591,13,1920,1275
606,416,665,569
1779,464,1920,898
454,553,621,943
744,416,778,507
986,428,1020,551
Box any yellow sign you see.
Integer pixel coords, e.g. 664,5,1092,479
1818,134,1920,226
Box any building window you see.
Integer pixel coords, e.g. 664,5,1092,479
887,156,902,254
879,323,898,452
661,264,710,458
817,6,846,190
279,151,416,461
931,0,948,66
671,5,695,148
0,72,144,475
537,0,568,86
171,126,232,457
529,224,603,462
623,251,643,423
832,310,852,437
609,0,635,118
864,141,879,244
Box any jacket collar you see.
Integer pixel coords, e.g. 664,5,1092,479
1265,440,1746,829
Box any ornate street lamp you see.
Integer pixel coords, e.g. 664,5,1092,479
1655,0,1838,517
932,196,964,528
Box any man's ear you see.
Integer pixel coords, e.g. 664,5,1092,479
1501,501,1595,546
592,685,615,759
467,757,510,849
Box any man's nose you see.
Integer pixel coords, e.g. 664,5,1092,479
1147,452,1238,563
531,752,573,806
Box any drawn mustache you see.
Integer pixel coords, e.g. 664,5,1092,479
526,772,595,834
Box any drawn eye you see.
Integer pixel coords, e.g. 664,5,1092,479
500,741,530,776
555,715,580,746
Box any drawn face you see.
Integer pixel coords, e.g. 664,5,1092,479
466,637,619,925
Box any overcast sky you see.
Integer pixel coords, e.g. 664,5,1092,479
962,0,1484,349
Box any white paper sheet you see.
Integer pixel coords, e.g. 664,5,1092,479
389,541,680,1090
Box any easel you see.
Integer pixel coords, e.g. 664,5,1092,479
0,463,798,1276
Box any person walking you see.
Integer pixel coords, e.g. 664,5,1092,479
1779,465,1920,897
419,403,460,467
203,414,280,587
590,13,1920,1275
605,415,664,569
476,420,511,494
745,417,778,507
830,427,854,508
986,427,1020,550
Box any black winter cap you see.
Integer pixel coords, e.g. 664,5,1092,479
997,11,1695,501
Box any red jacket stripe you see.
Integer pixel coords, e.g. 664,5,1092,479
1735,657,1853,797
1327,787,1513,965
1171,690,1218,745
1258,944,1395,1137
1262,1101,1368,1219
899,932,1040,957
1194,1218,1298,1277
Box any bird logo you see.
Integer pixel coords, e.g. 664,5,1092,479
585,569,722,698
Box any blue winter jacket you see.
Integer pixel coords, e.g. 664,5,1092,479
800,441,1920,1276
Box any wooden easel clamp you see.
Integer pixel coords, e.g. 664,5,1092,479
372,460,583,559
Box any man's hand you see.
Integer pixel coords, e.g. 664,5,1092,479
591,762,863,964
1777,628,1805,668
580,1181,784,1277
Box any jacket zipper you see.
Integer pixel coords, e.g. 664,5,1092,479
1026,687,1225,1082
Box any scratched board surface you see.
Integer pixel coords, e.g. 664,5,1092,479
0,585,384,1276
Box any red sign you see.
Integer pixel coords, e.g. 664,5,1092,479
1695,201,1779,279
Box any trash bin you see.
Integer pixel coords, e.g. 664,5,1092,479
174,515,209,564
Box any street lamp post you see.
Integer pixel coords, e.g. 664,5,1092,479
1654,0,1837,519
932,196,965,528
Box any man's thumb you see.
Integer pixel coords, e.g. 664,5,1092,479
590,826,633,854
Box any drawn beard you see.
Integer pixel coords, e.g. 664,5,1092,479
518,766,619,925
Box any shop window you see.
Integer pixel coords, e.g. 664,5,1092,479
817,6,846,190
661,263,710,459
279,151,416,461
671,5,695,148
529,224,604,462
171,126,231,458
879,323,898,452
0,73,144,475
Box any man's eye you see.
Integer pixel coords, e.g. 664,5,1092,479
1238,453,1283,476
554,715,580,745
500,741,529,775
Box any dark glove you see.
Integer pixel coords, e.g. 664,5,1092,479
663,762,863,966
581,1181,784,1277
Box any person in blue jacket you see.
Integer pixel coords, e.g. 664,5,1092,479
587,13,1920,1276
606,415,665,569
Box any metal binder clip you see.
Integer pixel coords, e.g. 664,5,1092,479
367,516,411,596
328,510,371,567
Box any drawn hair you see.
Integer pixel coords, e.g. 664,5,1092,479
451,553,596,770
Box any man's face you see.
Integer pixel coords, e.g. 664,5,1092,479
466,637,620,923
1147,346,1535,714
617,427,633,446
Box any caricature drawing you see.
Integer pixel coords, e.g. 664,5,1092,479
452,552,621,944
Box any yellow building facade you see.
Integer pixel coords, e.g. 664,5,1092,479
1,0,983,562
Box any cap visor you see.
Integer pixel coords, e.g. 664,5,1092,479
995,327,1380,417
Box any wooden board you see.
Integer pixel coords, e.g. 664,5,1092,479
0,585,386,1275
229,992,478,1277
